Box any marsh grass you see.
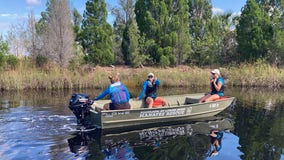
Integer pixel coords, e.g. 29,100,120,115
228,63,284,88
0,61,283,91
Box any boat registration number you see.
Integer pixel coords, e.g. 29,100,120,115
209,103,219,108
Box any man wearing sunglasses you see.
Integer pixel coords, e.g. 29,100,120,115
138,73,168,108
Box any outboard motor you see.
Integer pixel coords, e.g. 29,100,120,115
69,93,92,126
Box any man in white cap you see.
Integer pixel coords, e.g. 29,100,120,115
198,69,225,103
138,72,168,108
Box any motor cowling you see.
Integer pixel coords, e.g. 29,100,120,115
69,93,92,125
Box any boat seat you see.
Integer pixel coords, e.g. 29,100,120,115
184,97,199,104
144,99,164,107
213,96,228,101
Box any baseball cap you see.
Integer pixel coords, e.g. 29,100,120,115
148,73,154,77
211,69,220,75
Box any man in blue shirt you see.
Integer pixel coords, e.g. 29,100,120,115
95,74,131,110
138,73,168,108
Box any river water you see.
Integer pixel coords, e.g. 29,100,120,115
0,87,283,160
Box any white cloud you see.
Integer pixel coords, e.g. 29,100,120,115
212,7,242,17
232,11,241,17
26,0,41,6
0,13,18,18
212,7,225,15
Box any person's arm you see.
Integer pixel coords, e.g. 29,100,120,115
209,130,219,137
210,79,214,90
95,87,110,100
210,132,217,137
124,85,130,100
154,79,160,86
215,78,224,91
138,81,147,100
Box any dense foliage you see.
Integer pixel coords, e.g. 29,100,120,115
79,0,114,66
1,0,284,68
135,0,190,66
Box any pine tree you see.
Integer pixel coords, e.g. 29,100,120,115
188,0,213,66
72,8,83,42
236,0,273,62
257,0,284,65
273,1,284,65
135,0,190,66
122,19,146,67
0,36,9,67
171,0,191,65
80,0,113,65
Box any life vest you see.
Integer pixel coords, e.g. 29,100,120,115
145,80,158,98
109,82,129,104
211,77,224,95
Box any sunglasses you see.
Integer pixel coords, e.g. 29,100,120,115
148,76,153,78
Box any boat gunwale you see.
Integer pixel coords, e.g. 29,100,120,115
92,96,235,113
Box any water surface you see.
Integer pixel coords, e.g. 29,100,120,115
0,87,283,160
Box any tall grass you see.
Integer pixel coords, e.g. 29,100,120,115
228,62,284,88
0,60,283,91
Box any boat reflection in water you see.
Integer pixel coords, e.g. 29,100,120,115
68,116,235,159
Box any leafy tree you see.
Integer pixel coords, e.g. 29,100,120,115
69,43,84,69
259,0,284,66
112,0,140,65
36,12,49,36
219,14,239,65
188,0,214,66
122,19,145,67
34,11,49,63
273,16,284,66
35,0,54,39
80,0,113,66
6,54,19,70
35,54,48,68
0,36,9,55
188,0,212,40
72,8,83,42
0,36,9,67
236,0,273,63
209,13,239,65
174,0,191,65
115,0,144,67
135,0,190,66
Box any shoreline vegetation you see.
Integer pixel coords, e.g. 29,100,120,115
0,62,283,91
1,1,283,93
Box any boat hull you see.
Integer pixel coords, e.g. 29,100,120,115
87,94,235,130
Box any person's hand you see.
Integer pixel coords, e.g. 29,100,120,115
153,77,157,84
88,99,94,105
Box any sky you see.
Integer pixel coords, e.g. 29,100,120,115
0,0,247,37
